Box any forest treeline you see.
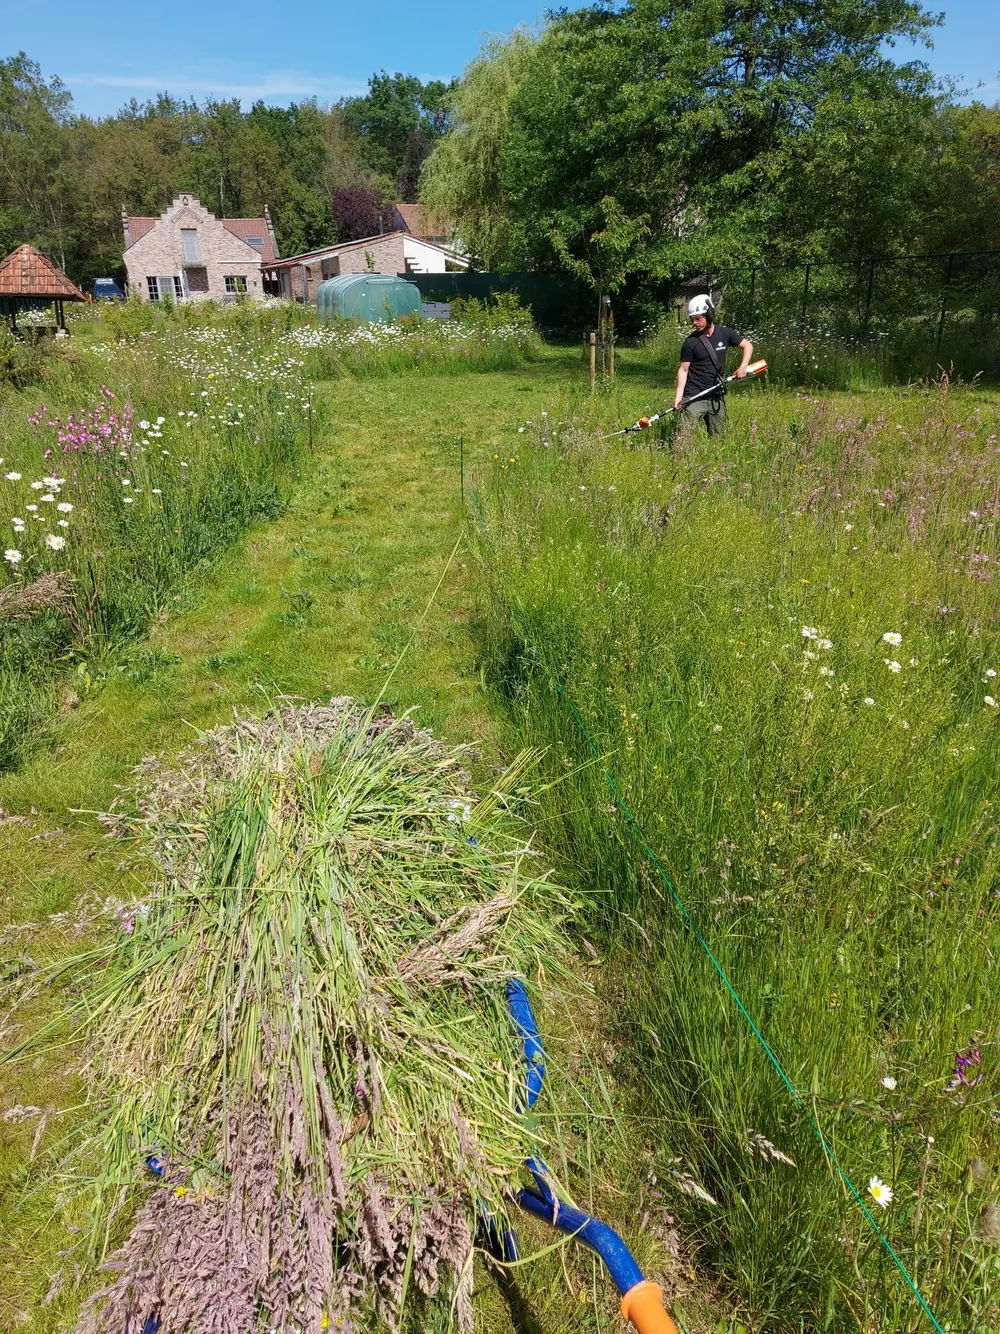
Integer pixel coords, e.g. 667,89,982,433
4,0,1000,293
0,54,453,285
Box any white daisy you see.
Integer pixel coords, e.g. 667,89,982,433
882,632,902,646
869,1175,893,1208
4,548,22,564
45,534,66,550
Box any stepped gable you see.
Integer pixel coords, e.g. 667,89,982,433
0,244,85,300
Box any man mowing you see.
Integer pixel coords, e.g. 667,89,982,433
674,294,754,435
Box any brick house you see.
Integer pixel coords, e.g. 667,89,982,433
122,195,279,302
264,229,467,304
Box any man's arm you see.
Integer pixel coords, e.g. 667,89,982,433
674,360,691,409
732,336,754,379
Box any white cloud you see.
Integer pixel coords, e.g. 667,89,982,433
68,68,367,102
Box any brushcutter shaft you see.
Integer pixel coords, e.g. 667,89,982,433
604,359,767,438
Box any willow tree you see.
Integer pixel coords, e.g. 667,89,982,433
419,30,537,270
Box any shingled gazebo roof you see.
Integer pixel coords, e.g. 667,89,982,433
0,244,85,301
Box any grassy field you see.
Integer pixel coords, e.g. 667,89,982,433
0,328,718,1334
473,375,1000,1331
3,306,999,1333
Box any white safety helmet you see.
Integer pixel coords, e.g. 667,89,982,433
687,293,714,318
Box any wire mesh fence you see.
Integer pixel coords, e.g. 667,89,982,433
710,250,1000,353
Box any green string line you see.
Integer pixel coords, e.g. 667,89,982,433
526,646,944,1333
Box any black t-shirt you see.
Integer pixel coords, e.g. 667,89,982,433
679,325,743,395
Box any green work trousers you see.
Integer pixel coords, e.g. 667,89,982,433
685,394,726,435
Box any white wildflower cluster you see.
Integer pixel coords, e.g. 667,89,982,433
282,318,535,355
3,469,73,564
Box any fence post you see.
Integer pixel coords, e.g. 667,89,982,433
589,332,596,394
801,263,811,327
749,266,756,315
936,253,955,354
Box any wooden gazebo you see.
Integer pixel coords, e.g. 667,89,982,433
0,244,86,334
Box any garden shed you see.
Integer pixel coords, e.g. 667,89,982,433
0,244,86,333
316,274,421,324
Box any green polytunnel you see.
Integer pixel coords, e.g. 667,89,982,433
315,274,422,324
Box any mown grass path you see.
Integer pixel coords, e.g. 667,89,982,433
0,348,632,1331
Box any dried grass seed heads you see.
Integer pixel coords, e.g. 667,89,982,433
69,701,567,1334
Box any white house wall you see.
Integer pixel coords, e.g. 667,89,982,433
402,236,467,274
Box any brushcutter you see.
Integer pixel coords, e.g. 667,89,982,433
602,358,768,439
489,980,680,1334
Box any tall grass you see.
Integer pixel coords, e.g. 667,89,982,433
0,310,309,771
472,385,1000,1331
292,295,541,380
643,317,1000,391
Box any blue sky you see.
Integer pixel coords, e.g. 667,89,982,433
5,0,998,118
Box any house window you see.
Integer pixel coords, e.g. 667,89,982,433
181,229,201,264
225,275,248,294
147,275,183,301
245,236,264,247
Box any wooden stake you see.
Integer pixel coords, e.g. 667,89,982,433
589,332,596,394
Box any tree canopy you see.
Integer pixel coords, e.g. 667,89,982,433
420,0,978,284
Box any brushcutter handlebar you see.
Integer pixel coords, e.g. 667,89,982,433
502,988,681,1334
604,359,767,439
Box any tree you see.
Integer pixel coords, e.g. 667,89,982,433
430,2,942,279
331,186,396,241
419,31,537,269
342,72,457,199
919,101,1000,253
0,53,75,266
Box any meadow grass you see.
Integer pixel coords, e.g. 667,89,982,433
291,295,541,381
1,341,716,1334
471,378,1000,1331
642,317,1000,392
10,310,992,1333
0,311,309,772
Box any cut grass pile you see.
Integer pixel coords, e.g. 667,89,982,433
473,384,1000,1330
5,700,568,1334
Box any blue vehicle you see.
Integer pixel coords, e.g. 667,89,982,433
92,277,123,301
